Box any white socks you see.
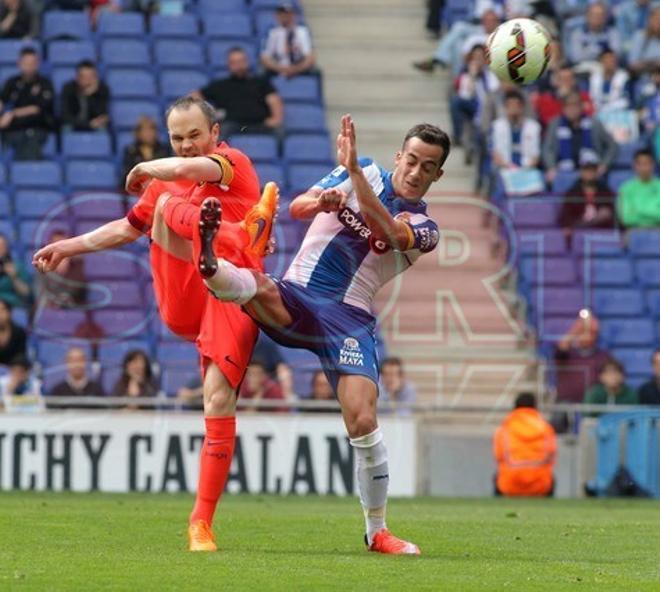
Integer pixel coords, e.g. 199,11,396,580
350,427,389,545
204,258,257,305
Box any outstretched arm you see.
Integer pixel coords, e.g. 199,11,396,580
289,187,348,220
125,156,230,194
337,115,413,251
33,218,141,273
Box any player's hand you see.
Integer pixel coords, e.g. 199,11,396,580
317,188,347,212
32,242,70,273
125,163,151,195
337,114,359,173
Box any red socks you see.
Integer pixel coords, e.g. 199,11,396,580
162,195,198,240
190,416,236,526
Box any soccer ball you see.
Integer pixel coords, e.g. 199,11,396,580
486,18,551,85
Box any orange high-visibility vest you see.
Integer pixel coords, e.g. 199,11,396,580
493,408,557,496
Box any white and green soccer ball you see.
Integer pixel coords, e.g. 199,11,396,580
486,18,552,85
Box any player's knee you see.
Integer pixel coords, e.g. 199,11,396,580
154,192,172,219
204,387,236,416
347,412,377,439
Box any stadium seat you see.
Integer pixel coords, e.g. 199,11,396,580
0,191,11,218
14,190,67,220
283,134,333,164
517,230,567,257
593,288,645,317
530,287,585,317
93,310,151,338
37,339,92,367
96,12,145,37
600,318,655,347
272,76,320,103
288,164,329,192
252,0,300,9
111,100,162,131
613,141,644,169
519,257,577,286
254,10,278,37
202,13,252,39
106,69,157,99
551,170,579,195
42,134,57,159
627,229,660,257
33,309,87,337
101,367,122,395
68,193,125,220
83,251,138,280
157,342,199,366
609,348,654,376
607,170,635,193
154,40,205,69
207,40,257,68
228,134,279,162
635,260,660,287
10,161,62,188
11,308,28,328
150,14,198,38
161,367,200,396
509,199,558,229
0,220,15,242
571,230,624,257
0,39,40,66
0,66,18,87
101,39,150,68
159,69,208,100
0,164,5,184
66,160,117,190
284,104,327,133
97,339,151,364
42,11,91,41
646,290,660,316
196,0,248,14
583,258,634,286
254,163,286,190
19,219,71,249
47,40,96,66
51,67,76,93
62,132,112,159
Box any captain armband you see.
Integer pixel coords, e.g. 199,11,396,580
206,154,235,185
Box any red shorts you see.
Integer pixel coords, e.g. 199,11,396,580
150,242,258,388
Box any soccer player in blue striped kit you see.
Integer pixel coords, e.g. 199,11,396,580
194,114,449,554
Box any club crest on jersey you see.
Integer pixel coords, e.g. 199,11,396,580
339,337,364,367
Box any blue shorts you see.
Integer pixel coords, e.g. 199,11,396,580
257,279,380,392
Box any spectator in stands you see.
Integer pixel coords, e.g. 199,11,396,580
491,89,541,170
300,370,336,413
588,49,631,112
450,44,499,158
379,357,416,416
584,358,638,413
110,349,158,408
0,0,32,39
554,309,610,403
60,60,110,132
36,229,87,309
239,360,286,412
48,346,105,407
0,233,31,308
0,355,41,403
637,349,660,405
194,47,284,140
493,392,556,497
0,298,26,366
542,92,617,184
177,375,203,409
0,47,54,160
615,0,656,55
425,0,443,39
616,149,660,228
120,116,169,191
567,2,620,67
260,3,316,78
628,6,660,76
250,333,295,397
557,154,616,237
413,7,501,74
532,65,594,129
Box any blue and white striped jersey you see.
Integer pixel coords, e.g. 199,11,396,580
283,158,440,313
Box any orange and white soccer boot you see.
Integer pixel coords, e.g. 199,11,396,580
188,520,217,552
242,181,279,257
367,529,421,555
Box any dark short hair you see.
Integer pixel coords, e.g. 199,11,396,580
599,358,625,376
76,59,96,71
600,46,615,57
514,392,537,409
0,297,12,312
227,46,247,58
165,96,217,129
403,123,451,168
381,357,403,372
121,349,152,380
19,47,37,59
10,355,31,371
249,359,268,372
634,148,655,162
504,89,525,104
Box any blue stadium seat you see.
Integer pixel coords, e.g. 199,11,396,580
88,280,144,309
10,161,62,188
157,342,199,365
228,134,279,162
272,75,319,103
68,193,125,219
105,69,157,99
154,39,204,68
613,141,644,169
608,170,635,193
62,132,112,159
207,40,257,68
0,191,11,218
43,134,57,159
0,40,40,65
635,260,660,287
33,309,87,337
288,164,330,192
97,339,151,364
584,258,634,286
517,230,567,257
254,10,278,37
551,170,579,195
0,220,15,242
159,69,208,100
83,251,138,280
0,66,18,87
627,229,660,257
284,104,326,133
202,13,252,39
101,39,150,68
11,308,28,328
572,230,624,257
519,257,577,286
196,0,248,13
601,318,655,347
646,290,660,316
530,287,585,316
14,190,67,219
252,0,300,8
51,67,76,93
48,40,96,66
509,199,558,229
161,367,200,396
20,219,71,249
101,367,122,395
0,164,5,184
96,12,145,37
593,288,645,317
66,160,117,190
111,100,161,131
150,14,198,38
283,134,332,164
42,11,91,41
37,339,92,367
610,348,654,376
93,310,151,338
254,162,286,189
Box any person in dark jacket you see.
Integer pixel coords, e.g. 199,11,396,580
60,60,110,132
120,116,169,191
48,346,105,409
637,349,660,406
0,298,26,366
0,0,32,39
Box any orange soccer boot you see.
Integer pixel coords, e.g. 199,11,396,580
242,181,279,257
367,529,421,555
188,520,217,552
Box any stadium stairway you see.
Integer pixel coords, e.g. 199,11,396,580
304,0,540,411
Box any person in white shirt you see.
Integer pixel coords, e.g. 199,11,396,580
588,48,630,111
491,90,541,170
260,3,316,78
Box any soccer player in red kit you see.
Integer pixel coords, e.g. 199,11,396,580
33,97,279,552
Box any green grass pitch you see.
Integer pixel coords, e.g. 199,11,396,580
1,493,659,591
